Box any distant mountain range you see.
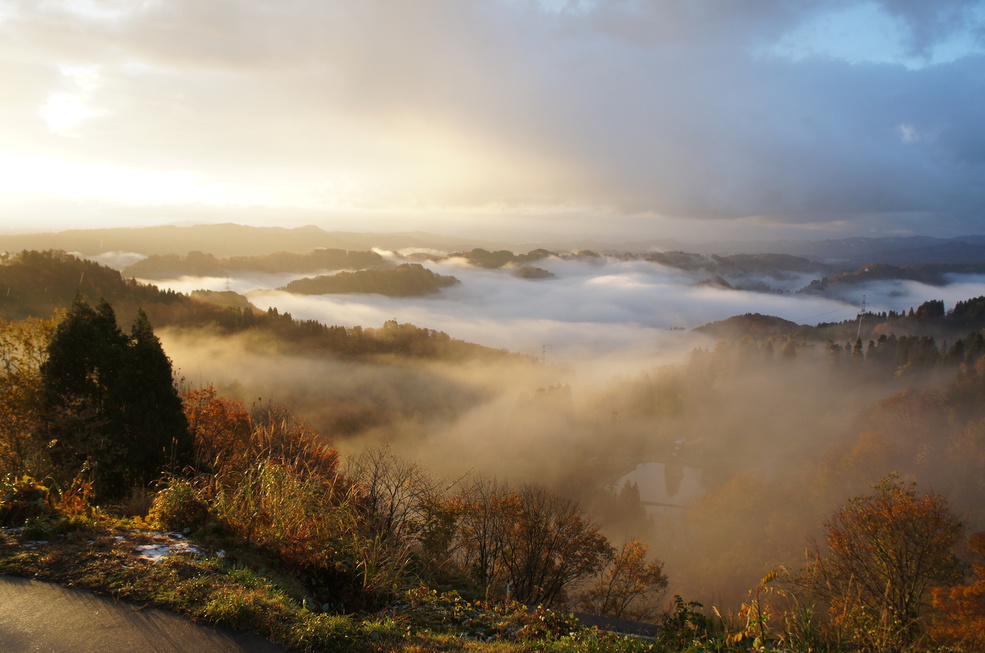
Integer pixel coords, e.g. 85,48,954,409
676,234,985,266
3,223,985,266
0,224,505,258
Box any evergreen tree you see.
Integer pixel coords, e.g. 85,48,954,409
41,297,126,407
41,297,128,490
39,298,190,497
967,332,985,365
119,310,192,487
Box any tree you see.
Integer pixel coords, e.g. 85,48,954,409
118,309,193,485
39,297,191,497
930,531,985,650
347,445,437,542
456,480,613,606
0,315,58,476
915,299,945,321
40,297,127,493
457,477,514,597
578,538,668,621
804,474,963,649
181,385,252,473
503,485,612,606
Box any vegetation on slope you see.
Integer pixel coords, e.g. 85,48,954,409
123,248,387,279
0,250,504,362
282,263,459,297
0,308,674,651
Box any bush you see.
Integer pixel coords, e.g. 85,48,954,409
149,479,208,531
21,513,95,540
0,475,52,526
395,587,581,642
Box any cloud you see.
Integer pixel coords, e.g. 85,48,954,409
3,1,985,237
153,256,985,384
78,250,145,269
821,274,985,315
149,256,864,364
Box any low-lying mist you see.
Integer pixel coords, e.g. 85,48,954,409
145,253,985,609
144,254,860,360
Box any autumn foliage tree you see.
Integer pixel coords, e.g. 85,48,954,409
456,479,613,606
804,474,963,649
578,538,669,621
181,385,339,480
181,385,252,473
0,315,58,476
929,531,985,651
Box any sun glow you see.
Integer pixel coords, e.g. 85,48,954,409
0,155,283,207
39,93,102,137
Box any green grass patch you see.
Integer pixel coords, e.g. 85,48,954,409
1,515,674,653
0,521,478,652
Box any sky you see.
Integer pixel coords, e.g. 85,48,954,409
1,0,984,242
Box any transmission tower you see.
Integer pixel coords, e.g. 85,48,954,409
856,294,866,341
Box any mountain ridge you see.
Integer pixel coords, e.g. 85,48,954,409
4,224,985,265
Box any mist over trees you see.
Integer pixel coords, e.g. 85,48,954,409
123,248,387,278
3,246,985,650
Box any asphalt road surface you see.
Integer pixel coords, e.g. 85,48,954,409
0,575,287,652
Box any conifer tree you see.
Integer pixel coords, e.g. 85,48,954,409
40,297,190,497
119,309,192,487
41,297,127,491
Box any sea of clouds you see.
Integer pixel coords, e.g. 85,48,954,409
137,252,985,372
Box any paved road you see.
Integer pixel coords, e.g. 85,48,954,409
0,575,287,652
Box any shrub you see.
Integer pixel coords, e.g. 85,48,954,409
0,475,52,525
149,479,208,531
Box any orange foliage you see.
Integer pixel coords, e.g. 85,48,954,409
0,315,58,475
816,475,963,648
55,477,95,518
181,385,340,481
181,385,252,472
838,430,900,480
930,531,985,650
579,537,668,621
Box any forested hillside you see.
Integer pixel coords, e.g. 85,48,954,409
123,248,387,278
0,250,504,361
281,263,459,296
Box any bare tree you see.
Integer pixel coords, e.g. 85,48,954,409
578,538,668,621
347,444,438,542
455,478,613,606
456,477,514,597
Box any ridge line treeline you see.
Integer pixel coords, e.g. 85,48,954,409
0,249,512,361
